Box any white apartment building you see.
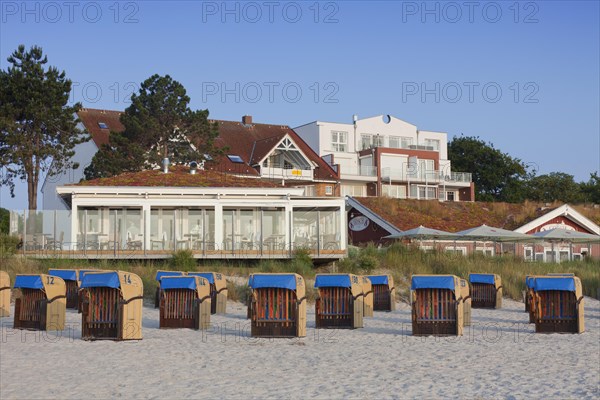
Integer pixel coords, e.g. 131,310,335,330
294,114,474,201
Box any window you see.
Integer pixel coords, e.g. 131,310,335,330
524,247,534,261
389,136,400,148
331,131,347,152
373,135,384,147
303,186,316,196
424,139,440,151
325,186,333,195
412,185,437,200
341,184,365,197
401,137,413,148
227,155,244,163
98,122,108,129
361,134,371,150
382,185,406,199
446,191,455,201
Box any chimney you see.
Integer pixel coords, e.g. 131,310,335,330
190,161,198,175
162,157,170,174
242,115,253,125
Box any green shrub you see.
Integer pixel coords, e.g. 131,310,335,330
171,249,196,271
0,234,20,258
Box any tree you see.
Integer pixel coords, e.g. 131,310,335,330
85,74,223,179
580,172,600,204
448,136,529,202
525,172,584,203
0,45,86,210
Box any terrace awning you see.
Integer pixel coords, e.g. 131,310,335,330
532,228,600,244
384,225,458,240
455,224,533,242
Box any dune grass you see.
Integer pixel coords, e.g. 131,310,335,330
1,244,597,302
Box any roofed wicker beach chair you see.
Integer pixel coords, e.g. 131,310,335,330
80,271,143,340
533,276,584,334
159,276,211,330
314,274,364,329
469,273,502,309
13,274,66,331
248,273,307,338
411,275,464,336
367,274,395,311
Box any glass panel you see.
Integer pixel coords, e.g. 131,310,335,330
389,136,400,148
185,209,203,250
262,208,285,252
22,210,44,251
54,210,72,250
293,209,318,250
223,209,235,250
125,209,143,250
239,209,254,240
205,209,215,250
319,210,340,250
150,209,174,250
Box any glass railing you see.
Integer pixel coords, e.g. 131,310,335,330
6,210,346,259
381,168,472,183
339,165,377,176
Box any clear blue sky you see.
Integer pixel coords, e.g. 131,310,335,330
1,1,599,210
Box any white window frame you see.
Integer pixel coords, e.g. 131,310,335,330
401,137,413,148
331,131,347,152
325,185,333,195
389,136,400,148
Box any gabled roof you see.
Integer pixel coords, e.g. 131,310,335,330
346,196,402,236
211,119,338,181
77,108,124,147
514,204,600,235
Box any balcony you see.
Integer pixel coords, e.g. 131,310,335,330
260,164,313,179
339,165,377,181
381,168,472,184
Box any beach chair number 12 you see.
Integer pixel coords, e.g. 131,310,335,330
46,276,55,285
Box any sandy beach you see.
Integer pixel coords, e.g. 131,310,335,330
1,297,598,399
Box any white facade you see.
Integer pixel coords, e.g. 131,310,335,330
294,114,473,201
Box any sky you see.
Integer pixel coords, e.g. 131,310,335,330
1,0,599,210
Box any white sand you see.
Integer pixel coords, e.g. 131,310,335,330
1,297,599,399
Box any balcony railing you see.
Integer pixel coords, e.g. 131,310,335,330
339,165,377,177
260,164,313,179
381,168,472,183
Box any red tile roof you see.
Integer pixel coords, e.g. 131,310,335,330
74,166,279,188
77,108,124,147
209,119,339,181
76,109,338,183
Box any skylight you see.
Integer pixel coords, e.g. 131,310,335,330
98,122,108,129
227,155,244,163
